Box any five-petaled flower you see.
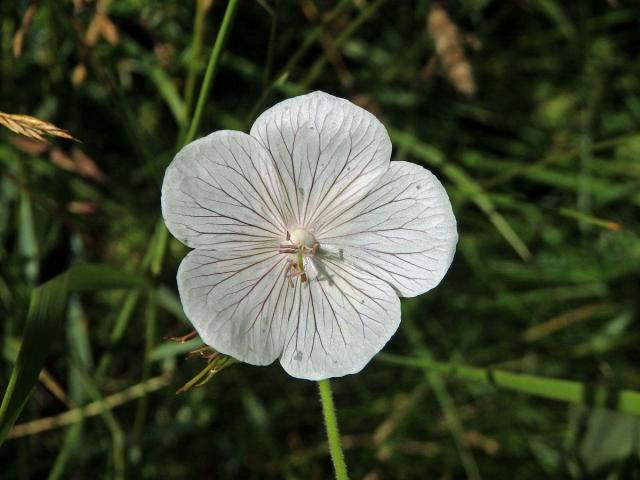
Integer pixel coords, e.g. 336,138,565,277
161,91,457,380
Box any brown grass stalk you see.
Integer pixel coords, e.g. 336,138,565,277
8,375,170,439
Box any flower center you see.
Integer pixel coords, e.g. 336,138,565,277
289,228,317,249
279,228,319,286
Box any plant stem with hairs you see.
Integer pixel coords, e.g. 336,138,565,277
318,379,349,480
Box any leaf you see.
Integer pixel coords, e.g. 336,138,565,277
0,264,147,446
377,353,640,416
0,272,69,446
0,112,77,143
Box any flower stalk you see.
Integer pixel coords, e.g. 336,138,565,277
318,379,349,480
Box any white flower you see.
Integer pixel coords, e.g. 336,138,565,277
161,91,457,380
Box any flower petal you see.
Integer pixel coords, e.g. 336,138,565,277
316,161,458,297
250,91,391,231
280,257,400,380
161,131,292,249
178,247,400,378
177,248,295,365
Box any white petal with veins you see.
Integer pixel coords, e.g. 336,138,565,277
178,246,400,379
177,248,295,365
250,91,391,229
161,130,291,249
280,257,400,380
317,162,457,297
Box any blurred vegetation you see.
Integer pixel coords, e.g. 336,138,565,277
1,0,640,478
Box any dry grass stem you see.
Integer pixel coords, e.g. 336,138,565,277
301,0,354,89
12,4,37,57
8,375,170,439
523,303,610,342
38,370,75,409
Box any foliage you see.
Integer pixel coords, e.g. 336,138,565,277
1,0,640,478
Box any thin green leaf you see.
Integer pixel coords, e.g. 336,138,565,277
183,0,240,145
148,66,187,127
0,264,147,446
377,353,640,416
389,127,532,260
0,271,69,446
67,264,148,292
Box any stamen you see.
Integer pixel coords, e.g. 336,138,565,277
281,228,319,287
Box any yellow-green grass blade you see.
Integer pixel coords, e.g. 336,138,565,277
377,353,640,416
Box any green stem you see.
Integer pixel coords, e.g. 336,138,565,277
184,0,240,145
133,290,157,442
317,379,349,480
261,0,279,91
243,0,352,128
182,0,208,126
157,0,239,291
96,0,242,389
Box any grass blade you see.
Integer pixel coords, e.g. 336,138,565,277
377,353,640,416
389,127,532,260
243,0,352,127
183,0,240,145
148,65,187,127
0,264,147,445
402,317,480,480
182,0,210,126
0,271,70,446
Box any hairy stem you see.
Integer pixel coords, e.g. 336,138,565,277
318,379,349,480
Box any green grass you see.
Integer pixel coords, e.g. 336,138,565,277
1,1,640,478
